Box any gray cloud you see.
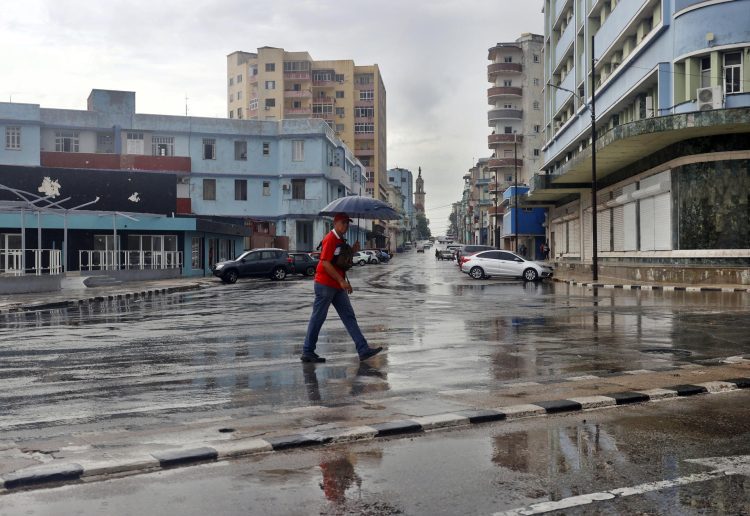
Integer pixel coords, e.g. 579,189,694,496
0,0,543,232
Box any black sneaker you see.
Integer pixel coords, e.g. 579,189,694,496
300,352,326,363
359,347,383,361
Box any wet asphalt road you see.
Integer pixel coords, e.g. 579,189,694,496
4,389,750,515
1,250,749,442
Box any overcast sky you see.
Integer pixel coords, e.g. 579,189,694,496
1,0,543,234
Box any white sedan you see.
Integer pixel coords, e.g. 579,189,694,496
460,250,553,281
353,251,371,266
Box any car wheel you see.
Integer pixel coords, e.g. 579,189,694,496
271,267,287,281
523,268,538,282
469,266,485,280
359,260,366,266
224,270,239,284
305,266,316,277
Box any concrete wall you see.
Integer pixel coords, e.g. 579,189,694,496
555,261,750,286
0,274,62,294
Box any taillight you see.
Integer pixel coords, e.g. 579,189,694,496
287,257,294,263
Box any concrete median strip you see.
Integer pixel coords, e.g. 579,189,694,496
2,376,750,494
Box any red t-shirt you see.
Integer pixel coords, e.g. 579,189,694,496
315,230,346,289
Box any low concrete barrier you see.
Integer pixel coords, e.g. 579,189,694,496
0,275,62,294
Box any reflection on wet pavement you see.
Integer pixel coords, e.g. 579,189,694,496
0,251,748,441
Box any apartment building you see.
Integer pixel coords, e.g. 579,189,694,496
487,34,546,251
531,0,750,284
0,90,369,285
227,47,387,202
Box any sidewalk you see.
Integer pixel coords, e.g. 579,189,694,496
0,277,214,314
0,357,748,492
553,270,750,293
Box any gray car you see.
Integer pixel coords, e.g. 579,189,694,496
212,248,292,283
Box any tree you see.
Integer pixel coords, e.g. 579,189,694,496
415,213,431,239
448,212,457,236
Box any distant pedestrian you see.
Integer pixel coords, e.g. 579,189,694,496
519,243,527,257
542,241,550,260
301,213,383,363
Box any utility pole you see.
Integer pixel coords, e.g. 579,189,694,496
514,132,519,254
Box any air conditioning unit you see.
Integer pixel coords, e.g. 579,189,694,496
696,86,724,111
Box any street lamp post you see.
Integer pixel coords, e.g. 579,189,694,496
494,170,499,247
546,36,598,280
514,132,519,254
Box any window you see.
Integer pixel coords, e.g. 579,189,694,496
237,74,242,83
237,108,243,119
335,91,344,99
533,54,540,63
265,98,275,108
284,61,310,72
249,98,258,110
96,133,114,153
291,178,306,199
701,57,711,88
534,125,541,133
229,111,234,119
503,103,513,108
263,181,271,196
265,80,276,90
203,138,216,160
5,126,21,150
235,179,247,201
55,131,79,152
504,56,513,63
724,52,742,94
503,80,512,87
229,78,234,86
152,136,174,156
533,78,540,86
292,101,301,109
292,140,304,161
359,90,374,101
237,90,242,100
355,107,374,118
263,142,270,156
265,63,275,72
234,140,247,160
533,101,540,110
312,104,333,114
203,178,216,200
504,126,513,134
354,122,374,133
191,237,203,269
335,124,344,132
335,74,345,82
533,149,540,157
313,71,333,81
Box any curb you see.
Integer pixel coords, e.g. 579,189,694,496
2,376,749,494
554,278,750,293
0,283,203,315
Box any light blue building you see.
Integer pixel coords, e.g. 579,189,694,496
386,168,415,241
531,0,750,284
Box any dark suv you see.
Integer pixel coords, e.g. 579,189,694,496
212,248,293,283
289,252,319,277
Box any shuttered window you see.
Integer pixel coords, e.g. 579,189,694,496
598,208,611,252
568,218,581,254
624,202,637,251
612,205,624,251
653,193,672,250
583,210,593,260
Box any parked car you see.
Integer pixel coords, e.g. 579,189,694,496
353,251,370,266
460,250,553,282
436,249,454,260
404,241,413,250
289,252,319,277
416,242,425,253
455,244,495,264
309,251,322,260
367,249,390,263
362,250,380,264
212,248,293,283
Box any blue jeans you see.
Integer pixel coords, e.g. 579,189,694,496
303,282,369,356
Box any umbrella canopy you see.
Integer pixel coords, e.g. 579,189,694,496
319,196,401,220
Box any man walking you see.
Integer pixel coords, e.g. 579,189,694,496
301,213,383,363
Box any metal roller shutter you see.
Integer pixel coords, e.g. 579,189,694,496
624,202,637,251
598,208,611,252
569,218,580,254
639,197,655,251
583,209,593,260
612,205,624,251
653,192,672,250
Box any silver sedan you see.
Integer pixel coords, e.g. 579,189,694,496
460,250,553,281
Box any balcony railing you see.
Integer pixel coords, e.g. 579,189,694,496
488,206,505,216
487,62,523,79
489,181,512,193
356,149,375,157
488,109,523,125
313,96,334,104
284,108,313,116
488,158,523,169
79,250,183,271
488,134,524,147
284,72,311,80
284,90,312,98
488,86,523,102
2,249,62,276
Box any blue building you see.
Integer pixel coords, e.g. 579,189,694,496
387,167,415,242
531,0,750,284
501,186,546,258
0,89,369,290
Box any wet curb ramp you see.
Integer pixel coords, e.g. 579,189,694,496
1,368,749,493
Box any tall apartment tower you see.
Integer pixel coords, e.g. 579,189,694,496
227,47,387,200
487,34,545,187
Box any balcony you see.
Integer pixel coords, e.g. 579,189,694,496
356,149,375,157
488,109,523,125
476,177,492,185
478,199,493,206
284,72,311,80
488,158,523,170
489,181,512,193
354,100,374,107
249,74,258,83
284,108,313,116
488,206,505,217
487,62,522,80
354,132,375,140
487,86,523,103
313,79,336,87
312,96,333,104
283,89,312,98
488,134,523,147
